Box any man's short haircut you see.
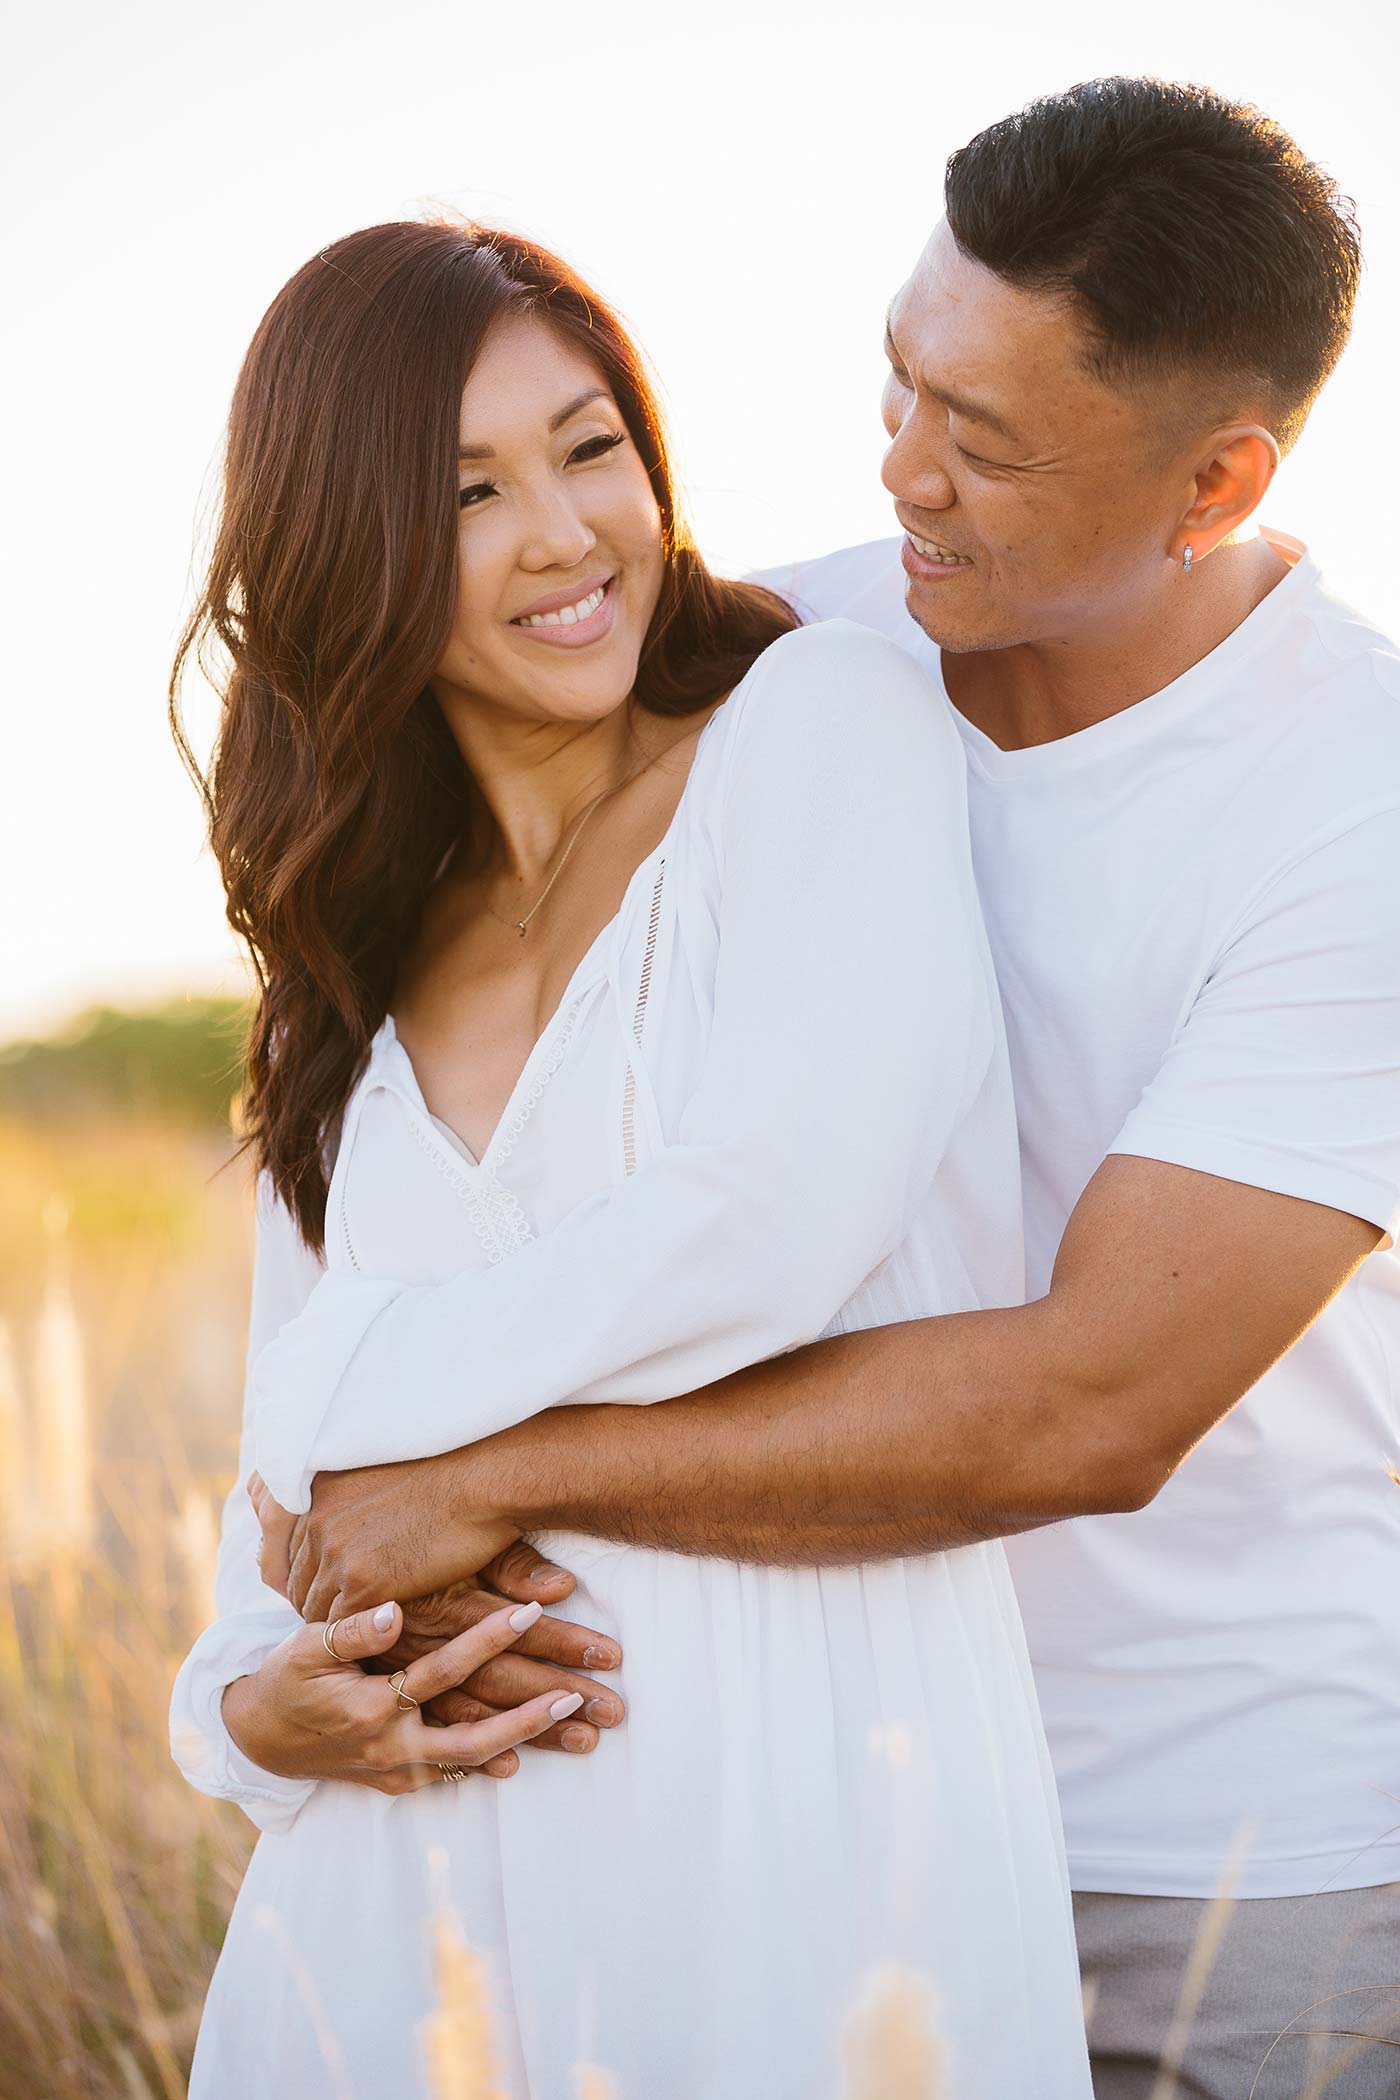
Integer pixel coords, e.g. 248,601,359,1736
944,78,1361,452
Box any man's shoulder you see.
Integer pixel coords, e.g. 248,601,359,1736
1264,561,1400,814
748,538,927,660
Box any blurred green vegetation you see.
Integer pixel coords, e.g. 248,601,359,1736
0,997,250,1130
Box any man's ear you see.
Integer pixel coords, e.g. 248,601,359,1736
1170,424,1281,565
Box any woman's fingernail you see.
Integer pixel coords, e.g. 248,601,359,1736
373,1603,396,1632
508,1601,543,1632
549,1692,585,1721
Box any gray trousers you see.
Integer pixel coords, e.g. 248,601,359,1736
1074,1883,1400,2099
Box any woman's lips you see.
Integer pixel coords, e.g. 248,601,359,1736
510,576,618,648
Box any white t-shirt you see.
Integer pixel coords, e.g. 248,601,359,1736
756,532,1400,1898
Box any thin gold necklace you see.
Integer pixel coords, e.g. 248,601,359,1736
486,747,662,939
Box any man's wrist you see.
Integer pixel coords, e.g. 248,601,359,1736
464,1408,593,1534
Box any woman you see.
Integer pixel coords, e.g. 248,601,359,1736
170,220,1090,2099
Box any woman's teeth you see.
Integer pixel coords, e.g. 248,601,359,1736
516,584,608,628
909,534,972,566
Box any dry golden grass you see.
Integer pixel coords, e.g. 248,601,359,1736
0,1107,953,2098
0,1113,255,2099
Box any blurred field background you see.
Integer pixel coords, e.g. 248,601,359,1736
0,999,257,2098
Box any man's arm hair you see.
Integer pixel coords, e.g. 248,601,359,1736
470,1155,1383,1562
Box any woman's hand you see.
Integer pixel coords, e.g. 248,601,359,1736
220,1597,583,1795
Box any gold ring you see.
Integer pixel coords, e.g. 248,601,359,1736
322,1619,346,1661
387,1669,419,1712
437,1763,468,1783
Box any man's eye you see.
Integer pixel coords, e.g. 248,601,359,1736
950,438,995,468
458,481,496,510
569,431,626,465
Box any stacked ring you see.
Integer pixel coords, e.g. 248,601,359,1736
387,1670,419,1712
437,1763,468,1783
322,1620,345,1661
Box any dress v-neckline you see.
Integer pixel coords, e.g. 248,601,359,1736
427,1110,481,1171
384,914,613,1176
379,686,735,1176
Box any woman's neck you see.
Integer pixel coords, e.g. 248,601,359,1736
436,688,652,884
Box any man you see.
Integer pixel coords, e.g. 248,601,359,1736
271,81,1400,2098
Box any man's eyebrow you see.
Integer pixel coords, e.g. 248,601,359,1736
882,318,1020,446
458,387,612,461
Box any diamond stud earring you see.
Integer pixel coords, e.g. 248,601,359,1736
1182,544,1194,574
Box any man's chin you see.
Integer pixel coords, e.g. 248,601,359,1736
903,581,997,655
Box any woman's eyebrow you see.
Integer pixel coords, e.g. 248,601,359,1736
458,387,612,461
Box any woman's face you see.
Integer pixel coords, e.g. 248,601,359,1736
433,313,666,730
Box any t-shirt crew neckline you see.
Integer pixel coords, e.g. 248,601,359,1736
945,529,1314,782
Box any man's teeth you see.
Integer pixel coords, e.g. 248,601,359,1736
517,584,608,628
909,534,971,566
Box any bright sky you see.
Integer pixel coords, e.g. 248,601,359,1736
2,0,1396,1039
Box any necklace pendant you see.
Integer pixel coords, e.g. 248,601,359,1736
516,922,528,938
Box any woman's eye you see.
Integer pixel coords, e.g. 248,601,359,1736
569,431,626,465
457,432,624,510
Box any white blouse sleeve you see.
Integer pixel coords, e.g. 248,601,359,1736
249,621,999,1512
169,1176,326,1832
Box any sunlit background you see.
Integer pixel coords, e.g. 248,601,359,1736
0,6,1396,2094
2,0,1397,1038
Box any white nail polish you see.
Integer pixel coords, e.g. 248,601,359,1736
373,1603,396,1632
550,1692,584,1721
509,1601,543,1632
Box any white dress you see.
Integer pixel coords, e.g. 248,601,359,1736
172,621,1091,2100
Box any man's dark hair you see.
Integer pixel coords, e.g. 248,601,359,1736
945,78,1361,451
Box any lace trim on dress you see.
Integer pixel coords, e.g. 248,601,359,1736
342,996,591,1272
465,992,591,1264
622,860,667,1177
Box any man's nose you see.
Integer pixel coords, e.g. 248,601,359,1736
880,421,956,514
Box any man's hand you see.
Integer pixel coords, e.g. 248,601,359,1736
247,1473,630,1755
371,1579,626,1755
254,1450,517,1621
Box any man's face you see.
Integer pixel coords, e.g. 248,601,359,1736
881,222,1191,654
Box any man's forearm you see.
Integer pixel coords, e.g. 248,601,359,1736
474,1303,1134,1564
306,1158,1379,1589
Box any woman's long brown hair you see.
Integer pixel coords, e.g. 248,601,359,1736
171,221,795,1252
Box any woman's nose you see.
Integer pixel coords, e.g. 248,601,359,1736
519,485,597,571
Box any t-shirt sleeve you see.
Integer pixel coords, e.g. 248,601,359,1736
1108,804,1400,1242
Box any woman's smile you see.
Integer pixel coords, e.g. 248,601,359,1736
509,573,618,648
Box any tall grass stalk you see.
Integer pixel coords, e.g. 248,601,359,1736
420,1852,505,2100
842,1967,946,2099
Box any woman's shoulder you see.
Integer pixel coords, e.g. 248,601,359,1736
704,617,963,802
750,612,930,679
